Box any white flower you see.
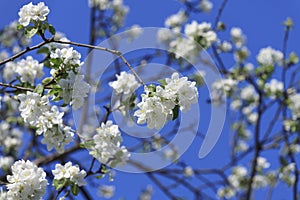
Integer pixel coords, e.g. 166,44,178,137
265,79,283,98
165,10,187,27
18,92,49,126
134,73,198,129
183,166,194,177
52,162,86,187
15,56,44,85
18,2,50,27
98,185,115,199
3,62,18,84
164,72,198,112
89,121,130,167
0,156,14,171
109,71,140,96
199,0,213,12
218,40,232,52
42,125,74,153
212,77,237,103
217,187,236,199
184,21,217,48
253,175,268,188
230,27,246,48
4,56,44,85
256,157,270,169
240,85,258,102
50,47,82,67
279,163,296,186
0,122,22,152
6,160,48,200
126,25,143,41
134,95,169,129
59,71,90,110
256,46,283,66
288,93,300,119
18,92,74,153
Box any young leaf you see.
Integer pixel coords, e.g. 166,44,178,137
24,27,38,38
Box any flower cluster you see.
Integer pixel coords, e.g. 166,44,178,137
58,71,90,110
6,160,48,200
52,162,86,193
199,0,213,13
134,72,198,129
109,71,140,97
0,122,22,153
211,77,237,104
98,185,115,199
18,91,74,153
264,79,284,98
4,56,44,85
0,21,31,51
165,10,187,28
288,93,300,119
49,47,90,110
184,21,217,48
89,121,130,167
50,47,82,68
256,46,283,66
18,2,50,27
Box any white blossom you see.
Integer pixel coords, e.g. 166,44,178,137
126,25,143,41
59,71,90,110
18,92,74,153
52,162,86,187
165,10,187,27
265,79,284,98
288,93,300,119
4,56,44,85
0,156,14,171
199,0,213,12
109,71,140,97
256,46,283,66
0,122,22,152
183,166,194,177
279,163,296,186
18,2,50,27
89,121,130,167
184,21,217,48
134,73,198,129
6,160,48,200
217,187,236,199
256,157,270,169
230,27,246,48
50,47,82,67
98,185,115,199
0,21,30,48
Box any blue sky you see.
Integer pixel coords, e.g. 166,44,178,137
1,0,300,199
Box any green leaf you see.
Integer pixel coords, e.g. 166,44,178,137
172,105,180,120
37,47,50,54
53,178,67,190
42,77,53,85
158,79,167,87
24,27,38,38
71,183,80,196
17,24,24,30
34,84,44,95
48,24,56,35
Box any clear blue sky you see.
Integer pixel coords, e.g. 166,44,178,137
1,0,300,199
